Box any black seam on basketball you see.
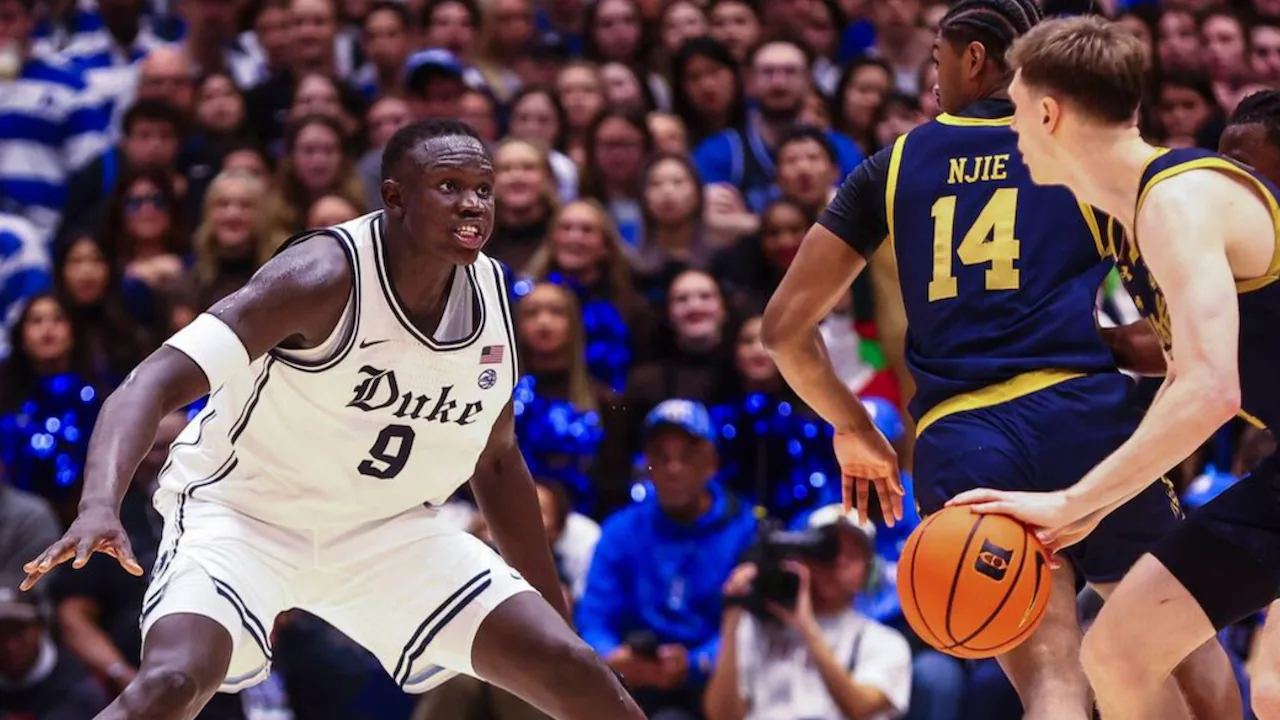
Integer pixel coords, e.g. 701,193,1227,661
907,513,947,649
948,522,1028,651
965,550,1050,654
944,514,985,645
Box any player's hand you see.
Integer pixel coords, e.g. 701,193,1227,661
834,426,903,527
21,505,143,591
655,644,690,690
946,489,1096,556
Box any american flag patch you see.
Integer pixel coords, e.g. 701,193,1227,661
480,345,505,364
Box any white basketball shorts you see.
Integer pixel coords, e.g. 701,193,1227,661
139,498,536,694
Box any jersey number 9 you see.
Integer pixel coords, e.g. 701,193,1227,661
359,424,416,479
928,188,1021,302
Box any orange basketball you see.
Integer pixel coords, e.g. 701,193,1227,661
897,505,1053,659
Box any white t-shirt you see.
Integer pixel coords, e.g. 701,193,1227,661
736,609,912,720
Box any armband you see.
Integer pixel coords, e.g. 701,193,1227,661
163,314,252,391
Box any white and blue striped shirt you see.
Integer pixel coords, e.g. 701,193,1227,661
56,25,171,136
0,56,111,239
0,213,53,360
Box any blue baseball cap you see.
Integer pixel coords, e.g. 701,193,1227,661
644,399,715,443
405,48,465,87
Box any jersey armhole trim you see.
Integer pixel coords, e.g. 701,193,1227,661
883,133,909,256
934,114,1013,127
1136,155,1280,293
1076,203,1106,259
268,226,362,373
489,259,520,387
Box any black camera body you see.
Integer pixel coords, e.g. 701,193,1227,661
728,520,840,620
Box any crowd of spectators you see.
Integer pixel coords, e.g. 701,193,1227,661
0,0,1275,717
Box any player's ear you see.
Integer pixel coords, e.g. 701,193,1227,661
966,41,986,79
380,178,403,219
1040,96,1061,134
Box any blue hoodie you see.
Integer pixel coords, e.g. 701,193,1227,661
576,481,757,686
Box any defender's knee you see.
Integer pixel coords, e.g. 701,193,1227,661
1081,624,1150,691
132,665,211,708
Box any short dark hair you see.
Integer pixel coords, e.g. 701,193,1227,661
1008,15,1147,125
1228,90,1280,148
778,126,837,165
123,99,185,137
939,0,1042,71
381,119,483,181
364,0,410,29
418,0,480,30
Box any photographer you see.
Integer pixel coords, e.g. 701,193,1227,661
704,508,911,720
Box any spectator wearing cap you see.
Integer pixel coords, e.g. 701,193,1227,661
577,399,757,720
404,48,470,120
0,581,108,719
705,507,912,720
510,31,572,89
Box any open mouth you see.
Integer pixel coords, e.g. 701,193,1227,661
452,223,485,249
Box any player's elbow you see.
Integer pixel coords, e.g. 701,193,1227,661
761,299,802,356
1185,370,1242,426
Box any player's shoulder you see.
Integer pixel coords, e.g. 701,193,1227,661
1140,163,1248,219
258,226,355,300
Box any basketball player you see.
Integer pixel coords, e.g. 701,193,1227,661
761,2,1239,719
947,17,1280,719
19,120,645,720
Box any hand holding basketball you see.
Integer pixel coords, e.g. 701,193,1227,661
946,488,1098,552
833,426,904,527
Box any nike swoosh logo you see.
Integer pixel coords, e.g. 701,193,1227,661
359,339,390,349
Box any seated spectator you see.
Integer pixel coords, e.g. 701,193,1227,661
192,169,283,306
0,581,108,720
60,99,185,242
710,316,842,519
506,86,579,203
488,138,560,272
525,199,653,390
648,112,690,156
264,115,366,237
535,478,601,602
584,0,669,109
578,399,757,719
0,463,61,576
704,0,760,63
512,282,619,512
659,0,708,58
357,96,413,211
624,270,739,447
184,71,252,214
775,127,842,219
354,1,412,101
713,198,808,313
290,72,363,146
705,509,912,720
832,58,894,155
555,61,608,166
55,232,158,384
101,166,189,295
0,211,52,359
219,142,273,183
459,87,501,143
872,93,928,150
580,107,655,247
635,153,709,301
600,62,657,115
0,294,102,523
307,194,363,228
404,48,470,121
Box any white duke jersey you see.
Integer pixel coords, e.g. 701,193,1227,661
155,212,519,528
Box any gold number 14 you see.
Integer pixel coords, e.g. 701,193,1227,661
928,188,1021,301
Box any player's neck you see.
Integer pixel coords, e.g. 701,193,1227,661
382,226,457,317
1065,131,1156,229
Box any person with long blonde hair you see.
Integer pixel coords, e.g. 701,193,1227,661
264,115,366,238
192,170,288,304
489,138,561,271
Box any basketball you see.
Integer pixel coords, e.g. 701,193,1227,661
897,506,1053,659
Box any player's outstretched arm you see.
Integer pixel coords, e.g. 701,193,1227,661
471,400,571,622
953,174,1245,544
761,149,903,525
22,236,352,591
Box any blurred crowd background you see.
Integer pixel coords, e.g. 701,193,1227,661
0,0,1276,717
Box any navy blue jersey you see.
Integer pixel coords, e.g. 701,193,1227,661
1110,147,1280,431
821,100,1118,429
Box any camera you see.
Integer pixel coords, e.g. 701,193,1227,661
728,519,839,619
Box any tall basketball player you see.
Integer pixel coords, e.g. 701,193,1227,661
948,17,1280,719
761,2,1238,719
20,119,645,720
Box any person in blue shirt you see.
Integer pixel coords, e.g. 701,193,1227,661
692,38,863,217
577,399,757,720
